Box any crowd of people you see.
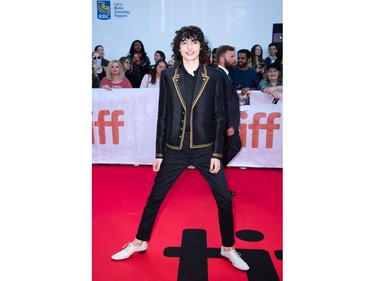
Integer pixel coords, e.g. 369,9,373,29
92,40,283,102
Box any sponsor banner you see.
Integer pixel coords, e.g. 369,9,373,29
233,91,282,168
92,88,159,164
92,89,282,168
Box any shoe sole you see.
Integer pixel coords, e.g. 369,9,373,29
111,249,147,261
220,254,250,271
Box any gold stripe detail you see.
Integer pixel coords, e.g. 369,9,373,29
172,67,186,149
190,65,210,148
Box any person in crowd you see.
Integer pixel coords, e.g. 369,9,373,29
216,45,242,195
127,40,151,80
264,43,278,67
92,66,101,88
119,56,141,88
206,47,212,65
99,60,132,90
167,59,175,67
94,45,110,67
258,64,283,102
274,43,283,73
208,47,218,67
140,59,167,89
151,50,166,68
229,49,259,99
110,25,249,272
92,51,106,81
248,44,266,82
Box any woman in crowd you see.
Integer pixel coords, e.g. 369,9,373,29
248,44,266,82
258,64,283,102
167,59,175,68
151,50,166,68
92,51,106,82
127,40,151,80
119,56,141,88
139,59,167,89
94,45,110,67
99,60,133,90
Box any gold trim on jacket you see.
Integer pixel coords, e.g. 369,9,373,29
156,64,225,159
166,65,212,150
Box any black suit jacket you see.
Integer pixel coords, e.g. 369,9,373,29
156,64,225,159
216,67,240,132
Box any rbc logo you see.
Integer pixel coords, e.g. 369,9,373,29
97,0,111,20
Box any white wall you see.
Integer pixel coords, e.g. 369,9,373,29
92,0,282,62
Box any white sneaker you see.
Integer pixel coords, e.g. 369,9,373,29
220,246,250,271
111,241,148,260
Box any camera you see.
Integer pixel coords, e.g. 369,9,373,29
272,98,279,104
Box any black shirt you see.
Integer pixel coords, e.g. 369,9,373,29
181,66,198,133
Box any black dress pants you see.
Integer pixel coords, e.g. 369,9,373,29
136,134,235,247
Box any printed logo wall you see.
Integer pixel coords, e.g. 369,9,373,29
92,89,282,168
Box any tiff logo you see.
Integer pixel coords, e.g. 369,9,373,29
239,112,281,148
164,229,282,281
92,110,124,144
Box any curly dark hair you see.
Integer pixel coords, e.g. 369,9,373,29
171,26,209,67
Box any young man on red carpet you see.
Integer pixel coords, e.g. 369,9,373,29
111,25,249,271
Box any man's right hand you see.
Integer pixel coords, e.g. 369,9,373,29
153,158,163,172
226,127,234,136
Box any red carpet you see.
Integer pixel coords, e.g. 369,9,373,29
92,164,282,281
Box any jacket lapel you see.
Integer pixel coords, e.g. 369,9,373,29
192,64,209,107
172,67,186,110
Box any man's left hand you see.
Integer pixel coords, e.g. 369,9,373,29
226,127,234,136
210,158,221,174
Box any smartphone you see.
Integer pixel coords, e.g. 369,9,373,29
96,58,102,68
